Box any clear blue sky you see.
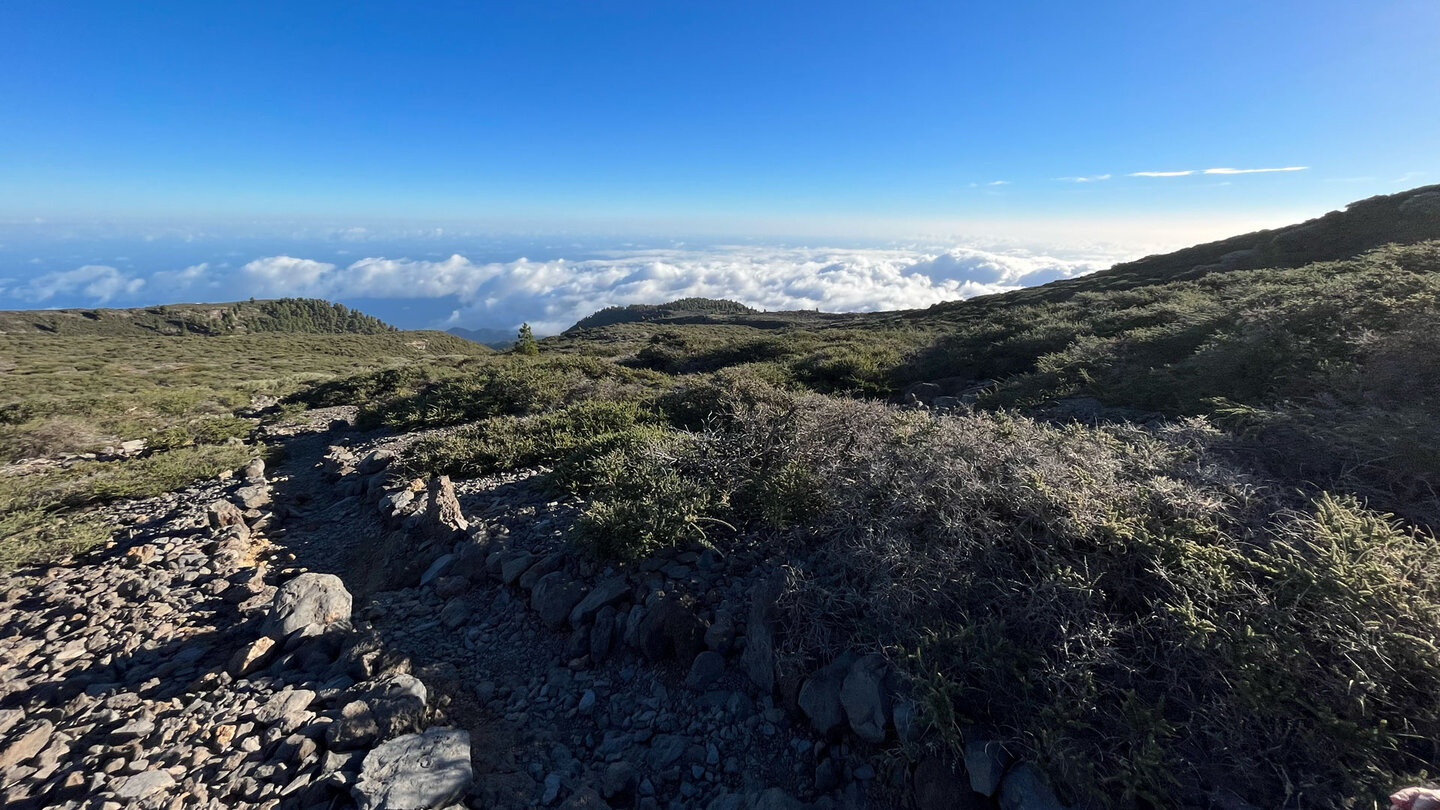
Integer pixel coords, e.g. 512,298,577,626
3,0,1437,233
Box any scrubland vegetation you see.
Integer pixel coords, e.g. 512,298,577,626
3,187,1438,807
0,326,487,568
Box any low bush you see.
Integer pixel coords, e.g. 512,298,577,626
570,429,731,559
0,416,108,461
358,356,669,431
403,400,657,481
656,365,800,431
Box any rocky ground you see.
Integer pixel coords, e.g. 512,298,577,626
0,410,1031,810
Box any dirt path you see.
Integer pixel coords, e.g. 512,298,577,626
0,414,893,810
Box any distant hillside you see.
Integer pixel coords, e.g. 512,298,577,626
568,298,760,331
447,326,517,350
0,298,398,336
918,183,1440,317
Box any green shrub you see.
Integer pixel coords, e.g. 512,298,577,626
403,400,656,481
190,416,254,445
656,366,799,430
360,356,669,430
144,425,194,452
571,430,730,559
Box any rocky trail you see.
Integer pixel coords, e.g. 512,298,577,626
0,412,974,810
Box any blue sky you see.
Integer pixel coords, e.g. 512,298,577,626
2,1,1437,328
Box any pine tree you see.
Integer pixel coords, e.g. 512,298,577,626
514,322,539,355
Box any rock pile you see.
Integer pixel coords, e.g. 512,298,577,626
0,458,475,810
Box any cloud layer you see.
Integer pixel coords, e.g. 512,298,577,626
5,244,1123,334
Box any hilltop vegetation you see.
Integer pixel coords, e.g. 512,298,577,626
0,297,397,336
568,297,758,330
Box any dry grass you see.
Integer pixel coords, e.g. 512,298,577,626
560,393,1440,808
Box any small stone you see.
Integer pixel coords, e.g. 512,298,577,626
542,772,562,804
357,449,396,475
115,770,176,800
647,734,686,770
433,575,469,600
423,476,469,544
568,577,630,627
998,763,1067,810
531,572,586,629
207,500,245,528
839,653,893,744
227,636,277,677
124,544,156,567
798,652,856,736
684,651,725,691
0,721,52,773
603,761,638,801
965,738,1011,796
439,598,469,629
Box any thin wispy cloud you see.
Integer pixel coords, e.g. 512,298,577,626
1203,166,1308,175
1059,174,1111,183
969,180,1010,188
1130,166,1309,177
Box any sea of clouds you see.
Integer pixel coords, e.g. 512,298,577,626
0,242,1137,334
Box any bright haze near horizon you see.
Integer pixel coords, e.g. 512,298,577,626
2,1,1436,335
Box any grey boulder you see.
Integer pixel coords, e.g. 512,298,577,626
531,571,586,629
265,572,352,639
797,652,857,736
999,763,1068,810
839,653,893,743
353,727,472,810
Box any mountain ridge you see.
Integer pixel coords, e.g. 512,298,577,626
0,297,398,337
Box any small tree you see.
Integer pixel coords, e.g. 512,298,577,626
514,322,539,355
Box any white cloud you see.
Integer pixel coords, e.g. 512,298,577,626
1059,174,1111,183
241,256,336,291
18,265,145,303
1130,170,1196,177
151,262,214,289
